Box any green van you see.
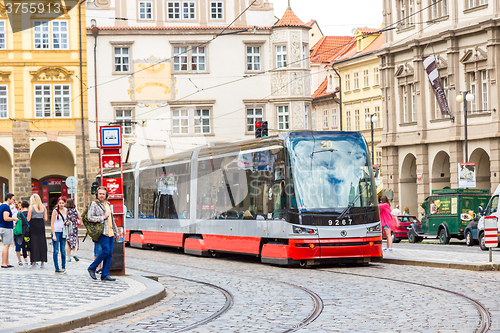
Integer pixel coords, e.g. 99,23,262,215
409,188,490,244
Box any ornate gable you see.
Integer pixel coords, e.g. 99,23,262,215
30,67,74,82
460,47,487,64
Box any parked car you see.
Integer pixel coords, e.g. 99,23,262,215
382,215,420,243
464,220,478,246
408,188,490,244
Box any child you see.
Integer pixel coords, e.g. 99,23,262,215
14,201,30,266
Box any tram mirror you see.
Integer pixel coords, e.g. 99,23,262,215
275,167,284,181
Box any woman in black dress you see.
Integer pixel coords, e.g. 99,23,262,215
27,194,48,268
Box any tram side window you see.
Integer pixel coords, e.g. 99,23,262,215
197,148,285,220
123,171,135,218
154,163,190,219
138,168,156,218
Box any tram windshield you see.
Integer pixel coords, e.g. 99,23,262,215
287,132,376,212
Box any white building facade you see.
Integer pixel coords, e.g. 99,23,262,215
87,0,311,161
380,0,500,214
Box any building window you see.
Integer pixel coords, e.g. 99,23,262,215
353,72,359,90
167,1,181,19
0,21,5,49
194,109,211,134
0,85,7,119
467,0,487,9
323,109,328,128
116,109,133,135
34,84,71,118
430,0,447,19
246,46,261,71
398,0,415,28
332,108,337,127
173,45,206,73
247,107,263,132
304,105,309,129
114,47,130,73
346,110,352,131
191,46,206,71
210,1,224,19
469,72,477,113
139,1,153,20
183,1,196,19
354,109,360,130
376,151,382,166
277,105,289,130
172,109,189,134
373,67,379,86
363,69,369,87
402,84,415,123
364,108,370,130
345,73,351,91
34,20,68,50
411,83,416,122
374,106,381,128
276,45,287,69
302,44,307,68
481,70,488,112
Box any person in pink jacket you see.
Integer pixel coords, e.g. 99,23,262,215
379,195,393,251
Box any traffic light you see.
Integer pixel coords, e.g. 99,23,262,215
255,121,262,138
261,121,268,137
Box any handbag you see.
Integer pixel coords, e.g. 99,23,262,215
13,213,23,236
58,211,72,238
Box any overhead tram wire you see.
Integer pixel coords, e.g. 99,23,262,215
33,0,441,127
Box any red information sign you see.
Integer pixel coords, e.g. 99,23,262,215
103,178,123,195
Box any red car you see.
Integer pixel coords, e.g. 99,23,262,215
382,215,421,243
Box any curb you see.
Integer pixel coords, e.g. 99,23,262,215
374,257,500,271
12,276,166,333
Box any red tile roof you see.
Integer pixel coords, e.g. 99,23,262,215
310,36,355,63
274,8,307,28
311,77,339,99
357,27,380,35
89,25,271,31
334,32,384,63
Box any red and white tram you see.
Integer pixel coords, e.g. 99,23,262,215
103,131,383,266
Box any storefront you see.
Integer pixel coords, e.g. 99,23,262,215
32,177,68,212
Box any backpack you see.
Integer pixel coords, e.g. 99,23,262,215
81,201,105,242
13,212,23,236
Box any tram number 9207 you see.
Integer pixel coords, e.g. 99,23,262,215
328,219,353,226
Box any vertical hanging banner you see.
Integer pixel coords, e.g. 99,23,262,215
458,163,476,188
422,54,451,117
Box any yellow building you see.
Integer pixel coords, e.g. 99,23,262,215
333,28,384,167
0,1,92,208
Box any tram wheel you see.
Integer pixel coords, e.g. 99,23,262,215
210,251,218,257
299,260,308,268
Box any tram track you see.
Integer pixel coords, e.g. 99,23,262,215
318,268,491,333
122,253,324,332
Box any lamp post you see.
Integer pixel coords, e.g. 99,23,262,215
365,113,379,166
456,91,475,163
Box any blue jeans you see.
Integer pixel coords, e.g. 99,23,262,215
89,234,114,279
52,232,66,271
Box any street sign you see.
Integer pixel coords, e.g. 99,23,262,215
484,216,498,248
67,188,76,194
65,176,78,189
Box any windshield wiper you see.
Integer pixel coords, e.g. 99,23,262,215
310,148,337,156
337,182,370,220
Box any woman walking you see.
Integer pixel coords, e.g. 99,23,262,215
379,195,393,251
65,198,81,262
27,194,48,268
50,197,69,274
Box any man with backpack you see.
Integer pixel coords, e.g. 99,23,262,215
87,186,119,281
0,193,17,268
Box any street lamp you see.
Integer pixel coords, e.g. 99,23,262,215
90,19,100,144
365,113,379,166
456,91,475,163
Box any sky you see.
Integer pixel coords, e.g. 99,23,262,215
269,0,383,36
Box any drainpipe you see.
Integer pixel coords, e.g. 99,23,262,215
331,66,342,131
78,0,88,202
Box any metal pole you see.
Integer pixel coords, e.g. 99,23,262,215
78,0,88,203
489,248,492,263
371,116,374,166
463,91,468,163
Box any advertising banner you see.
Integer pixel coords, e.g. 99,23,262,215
423,54,451,117
458,163,476,188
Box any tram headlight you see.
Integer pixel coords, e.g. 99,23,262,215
293,226,317,235
367,224,381,233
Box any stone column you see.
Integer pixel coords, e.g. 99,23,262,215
383,146,399,202
449,141,463,188
490,138,500,194
416,144,429,213
12,121,31,201
75,119,93,208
